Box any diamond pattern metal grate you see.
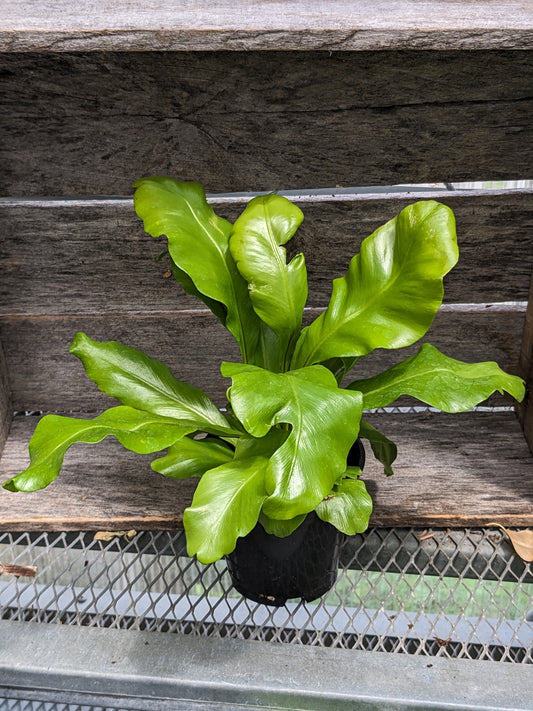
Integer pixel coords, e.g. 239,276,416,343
0,528,531,663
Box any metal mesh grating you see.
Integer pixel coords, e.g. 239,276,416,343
1,528,531,663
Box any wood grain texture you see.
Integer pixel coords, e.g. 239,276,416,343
1,411,532,531
1,190,532,315
362,411,533,528
0,309,524,412
519,272,533,454
0,341,11,457
1,51,532,194
1,1,532,51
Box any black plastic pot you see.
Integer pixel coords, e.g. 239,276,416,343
226,438,365,606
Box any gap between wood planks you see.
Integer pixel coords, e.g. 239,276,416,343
1,184,532,209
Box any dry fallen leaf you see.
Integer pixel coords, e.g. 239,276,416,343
94,530,137,542
434,637,451,647
485,523,533,562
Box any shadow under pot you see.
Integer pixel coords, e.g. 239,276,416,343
226,438,366,606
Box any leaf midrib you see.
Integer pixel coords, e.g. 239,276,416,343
208,460,266,528
262,200,299,334
267,376,309,502
300,256,404,366
359,363,493,407
179,197,251,361
96,350,230,430
298,207,444,367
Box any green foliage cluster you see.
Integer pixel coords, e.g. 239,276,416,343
3,179,525,563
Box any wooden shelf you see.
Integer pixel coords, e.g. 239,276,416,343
0,28,532,535
2,1,532,52
1,409,532,532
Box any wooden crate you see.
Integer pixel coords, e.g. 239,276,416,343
0,2,532,532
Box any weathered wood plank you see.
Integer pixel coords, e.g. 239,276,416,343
519,272,533,454
1,52,532,194
0,310,524,412
1,411,531,531
2,190,532,314
0,341,11,457
1,1,532,51
363,411,533,527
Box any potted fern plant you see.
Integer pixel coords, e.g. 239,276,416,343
3,178,525,605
